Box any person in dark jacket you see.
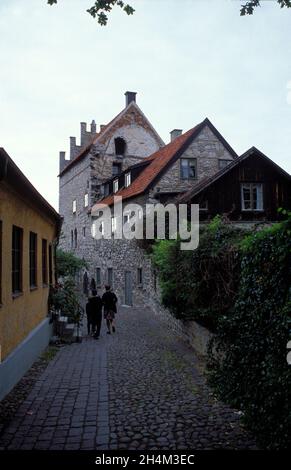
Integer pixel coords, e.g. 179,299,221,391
86,289,103,339
102,285,118,334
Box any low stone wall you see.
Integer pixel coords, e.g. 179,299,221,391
147,278,212,358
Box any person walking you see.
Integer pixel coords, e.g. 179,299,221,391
86,289,103,339
102,285,118,335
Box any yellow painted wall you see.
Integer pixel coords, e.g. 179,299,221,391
0,182,57,361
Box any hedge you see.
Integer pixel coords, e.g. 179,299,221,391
151,214,291,448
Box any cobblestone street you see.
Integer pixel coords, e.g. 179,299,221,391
0,307,256,450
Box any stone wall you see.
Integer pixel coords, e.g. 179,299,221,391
59,153,92,254
146,271,213,357
151,124,234,195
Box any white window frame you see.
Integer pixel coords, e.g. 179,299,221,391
72,199,77,214
84,193,89,208
125,172,131,187
241,183,264,211
111,216,117,233
113,179,119,193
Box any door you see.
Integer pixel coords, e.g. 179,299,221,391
124,271,132,306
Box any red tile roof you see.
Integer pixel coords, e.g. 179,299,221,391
91,122,204,210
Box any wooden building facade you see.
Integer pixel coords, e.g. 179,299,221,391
180,147,291,222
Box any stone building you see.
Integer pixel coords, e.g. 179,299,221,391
58,92,238,306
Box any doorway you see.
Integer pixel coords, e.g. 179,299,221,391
124,271,132,306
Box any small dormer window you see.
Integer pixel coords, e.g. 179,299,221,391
125,172,131,187
105,184,110,196
115,137,126,156
113,179,119,193
112,162,122,176
72,199,77,213
84,193,89,207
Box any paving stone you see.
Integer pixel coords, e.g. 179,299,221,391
0,306,257,450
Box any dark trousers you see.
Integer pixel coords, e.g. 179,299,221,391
87,318,92,335
93,313,102,338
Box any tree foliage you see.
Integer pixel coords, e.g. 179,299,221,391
56,248,87,278
47,0,291,25
151,216,245,330
47,0,135,25
241,0,291,16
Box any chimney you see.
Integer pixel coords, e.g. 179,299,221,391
59,151,66,172
80,122,87,146
90,120,96,134
170,129,183,142
100,124,106,132
125,91,137,107
70,136,76,159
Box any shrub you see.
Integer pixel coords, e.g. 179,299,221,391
151,217,245,330
207,216,291,449
56,248,87,278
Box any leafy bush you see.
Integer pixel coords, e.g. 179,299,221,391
208,216,291,449
152,214,291,448
151,216,245,330
56,248,87,278
49,249,86,325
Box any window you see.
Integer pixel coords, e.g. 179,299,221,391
137,268,143,286
104,184,109,196
12,226,23,294
113,179,119,193
107,268,113,287
29,232,37,288
74,228,77,248
96,267,101,286
199,200,208,211
219,159,231,170
83,226,86,237
42,239,48,285
111,217,117,233
0,221,2,303
241,183,263,211
125,172,131,187
124,213,129,224
180,158,197,180
84,193,89,207
114,137,126,156
100,221,104,236
49,244,53,285
72,199,77,213
112,162,122,176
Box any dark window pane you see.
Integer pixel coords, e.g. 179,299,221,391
42,239,48,285
29,232,37,287
96,267,101,285
12,226,23,293
108,268,113,287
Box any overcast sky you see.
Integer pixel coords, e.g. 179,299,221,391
0,0,291,210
